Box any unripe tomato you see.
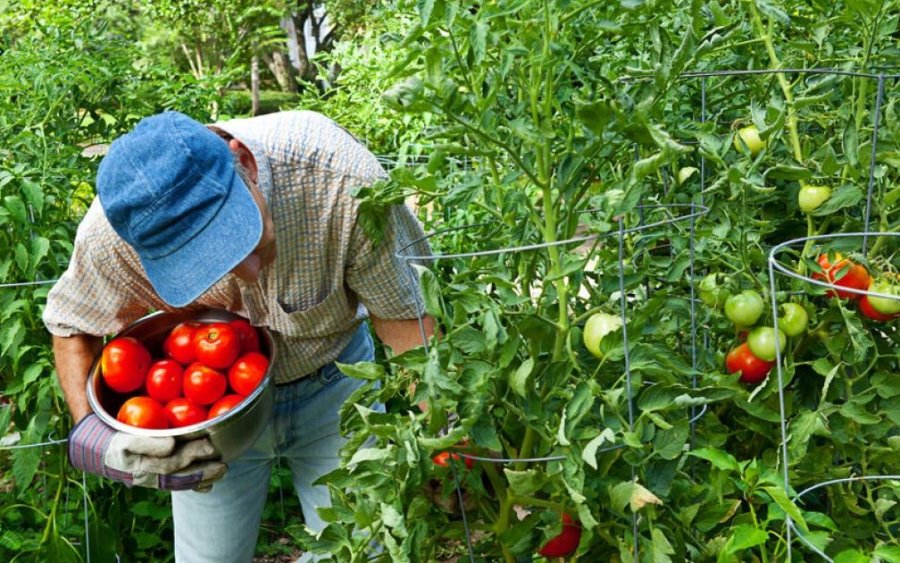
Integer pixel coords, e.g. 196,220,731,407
164,322,202,365
724,290,764,328
698,273,729,308
858,295,897,322
866,278,900,315
229,319,261,354
193,323,241,369
814,254,869,300
117,396,168,429
164,397,208,428
779,303,809,337
733,125,765,156
725,343,774,385
746,326,786,362
582,312,623,359
798,185,830,213
207,394,245,420
101,337,152,394
145,359,184,403
537,513,582,558
228,352,269,396
183,363,228,405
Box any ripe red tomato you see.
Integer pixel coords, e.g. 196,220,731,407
117,396,168,429
230,319,261,354
228,352,269,396
432,451,475,470
207,394,245,420
814,253,869,299
858,295,897,322
164,322,202,365
145,359,184,403
183,363,228,405
193,323,241,369
101,337,152,393
164,397,208,428
725,342,775,385
537,513,582,558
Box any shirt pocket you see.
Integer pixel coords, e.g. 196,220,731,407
272,289,349,338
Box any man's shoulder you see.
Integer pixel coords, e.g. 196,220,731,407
218,110,351,143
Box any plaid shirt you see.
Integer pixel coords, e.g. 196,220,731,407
43,111,430,384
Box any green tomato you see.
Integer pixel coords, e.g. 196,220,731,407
798,185,831,213
724,290,764,327
867,279,900,315
583,312,623,359
747,326,786,362
778,303,809,337
733,125,765,156
698,273,729,308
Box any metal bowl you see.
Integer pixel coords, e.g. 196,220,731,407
86,308,276,461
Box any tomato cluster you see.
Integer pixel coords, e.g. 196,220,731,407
100,318,269,430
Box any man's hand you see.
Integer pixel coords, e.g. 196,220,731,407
68,414,227,491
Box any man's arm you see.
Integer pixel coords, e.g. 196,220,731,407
53,334,104,423
369,314,435,356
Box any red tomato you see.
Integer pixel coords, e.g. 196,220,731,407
164,397,208,427
164,322,202,365
230,319,261,354
228,352,269,396
432,451,475,470
207,394,245,420
183,363,228,405
193,323,241,369
537,513,582,558
858,295,897,322
101,337,152,393
145,359,184,403
725,342,775,385
117,396,168,429
814,253,869,300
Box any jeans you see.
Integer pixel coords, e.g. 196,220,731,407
172,323,376,563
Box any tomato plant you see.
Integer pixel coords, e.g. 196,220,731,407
164,321,202,365
725,343,774,385
724,290,764,328
227,352,269,396
101,337,153,393
193,322,241,369
145,359,184,404
183,363,228,406
164,397,208,428
117,396,168,429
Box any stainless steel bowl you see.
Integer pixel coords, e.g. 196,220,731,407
86,308,276,461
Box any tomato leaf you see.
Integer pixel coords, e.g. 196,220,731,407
688,448,739,472
581,428,616,469
762,485,808,532
723,524,768,554
508,357,533,398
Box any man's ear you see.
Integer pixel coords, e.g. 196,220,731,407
228,138,259,184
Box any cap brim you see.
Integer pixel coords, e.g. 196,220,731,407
140,172,263,307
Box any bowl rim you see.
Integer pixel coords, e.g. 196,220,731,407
86,308,276,437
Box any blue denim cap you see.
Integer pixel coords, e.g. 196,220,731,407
96,111,263,307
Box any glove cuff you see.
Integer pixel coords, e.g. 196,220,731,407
68,413,117,478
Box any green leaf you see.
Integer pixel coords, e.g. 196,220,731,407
762,485,808,532
576,100,616,136
725,524,768,553
337,361,385,381
412,264,443,319
3,195,27,225
873,545,900,563
20,179,44,215
812,184,863,216
840,400,880,424
833,550,869,563
504,468,540,496
582,428,616,469
508,357,533,398
688,448,739,472
650,527,675,562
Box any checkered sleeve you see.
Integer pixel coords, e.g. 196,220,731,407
42,200,158,337
345,202,432,320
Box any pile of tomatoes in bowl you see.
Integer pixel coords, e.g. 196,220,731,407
100,317,269,430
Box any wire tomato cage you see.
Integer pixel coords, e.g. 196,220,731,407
397,202,709,561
